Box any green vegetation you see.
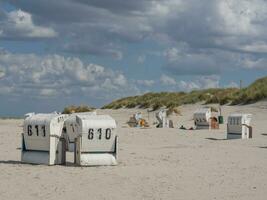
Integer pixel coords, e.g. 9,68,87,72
62,105,95,114
102,76,267,110
231,77,267,104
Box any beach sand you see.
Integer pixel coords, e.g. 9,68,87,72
1,103,267,200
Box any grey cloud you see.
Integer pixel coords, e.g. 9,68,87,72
136,79,155,87
163,47,220,75
4,0,152,53
7,0,100,23
63,42,123,60
74,0,152,14
0,7,6,19
3,0,267,73
137,55,146,64
0,69,5,78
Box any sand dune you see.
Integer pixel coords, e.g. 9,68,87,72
1,103,267,200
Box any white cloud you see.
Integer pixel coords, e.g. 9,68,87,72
0,51,134,99
159,74,220,91
217,0,267,36
163,47,181,63
199,75,220,89
113,74,127,86
225,81,239,88
238,42,267,53
241,57,267,69
0,9,57,39
178,80,199,91
139,73,221,92
39,88,57,97
160,74,177,86
178,75,220,91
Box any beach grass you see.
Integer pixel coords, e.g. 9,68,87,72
62,105,95,114
102,76,267,109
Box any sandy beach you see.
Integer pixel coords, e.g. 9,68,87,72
1,103,267,200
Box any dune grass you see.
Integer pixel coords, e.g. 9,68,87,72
102,76,267,110
231,77,267,104
62,105,95,114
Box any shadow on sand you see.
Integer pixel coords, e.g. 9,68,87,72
261,133,267,136
0,160,79,167
0,160,23,165
259,146,267,149
65,161,77,167
205,138,227,141
0,160,104,167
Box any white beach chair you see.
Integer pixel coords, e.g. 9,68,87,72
22,113,68,165
227,113,252,139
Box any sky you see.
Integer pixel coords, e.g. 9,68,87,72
1,0,267,116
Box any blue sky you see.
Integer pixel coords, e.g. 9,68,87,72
0,0,267,116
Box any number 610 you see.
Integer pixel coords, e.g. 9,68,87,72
88,128,111,140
